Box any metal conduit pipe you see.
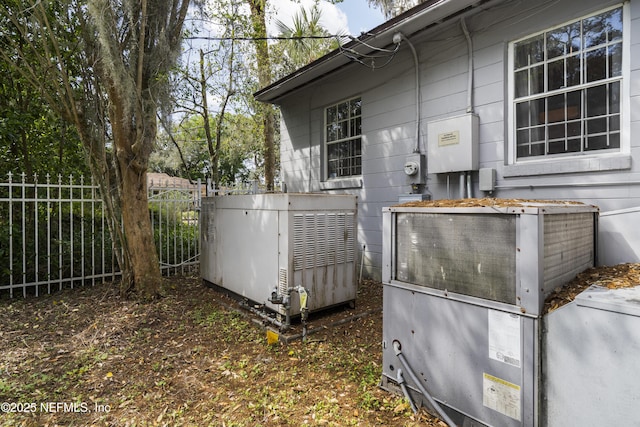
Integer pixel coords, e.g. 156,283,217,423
461,17,474,114
394,32,421,154
393,340,457,427
359,244,366,289
494,179,640,190
241,302,287,330
461,18,474,200
396,369,419,413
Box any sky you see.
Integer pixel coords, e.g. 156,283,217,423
335,0,387,35
266,0,386,37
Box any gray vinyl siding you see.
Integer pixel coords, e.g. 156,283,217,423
277,0,640,279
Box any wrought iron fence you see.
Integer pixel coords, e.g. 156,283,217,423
0,172,201,298
148,176,201,277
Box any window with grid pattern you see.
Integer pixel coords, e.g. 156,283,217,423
511,6,623,160
325,97,362,179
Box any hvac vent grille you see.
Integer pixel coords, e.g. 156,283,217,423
543,213,594,289
278,268,288,295
293,213,355,271
395,213,517,304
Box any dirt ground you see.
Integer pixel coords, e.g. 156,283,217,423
0,276,444,427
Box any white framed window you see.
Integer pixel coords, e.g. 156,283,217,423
325,97,362,179
507,5,628,165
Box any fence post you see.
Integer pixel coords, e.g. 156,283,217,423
34,173,39,297
8,172,13,298
46,173,52,295
21,172,26,297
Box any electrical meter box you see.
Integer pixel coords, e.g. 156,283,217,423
426,113,479,173
200,193,358,318
404,153,426,185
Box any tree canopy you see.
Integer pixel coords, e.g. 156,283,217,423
1,0,194,299
368,0,421,19
271,4,341,79
1,0,346,298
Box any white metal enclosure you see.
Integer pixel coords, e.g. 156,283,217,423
380,201,598,426
200,194,358,319
543,285,640,425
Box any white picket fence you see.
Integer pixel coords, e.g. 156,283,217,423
0,172,201,298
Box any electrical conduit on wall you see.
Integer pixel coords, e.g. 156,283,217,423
462,17,474,199
394,32,422,155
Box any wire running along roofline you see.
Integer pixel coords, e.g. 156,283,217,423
253,0,486,104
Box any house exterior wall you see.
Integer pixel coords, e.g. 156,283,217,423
277,0,640,280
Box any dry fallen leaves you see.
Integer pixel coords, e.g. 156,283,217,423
395,197,587,208
544,263,640,314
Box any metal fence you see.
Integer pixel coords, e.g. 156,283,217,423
149,176,201,277
0,172,201,298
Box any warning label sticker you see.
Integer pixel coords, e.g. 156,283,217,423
438,130,460,146
483,373,521,421
488,310,521,367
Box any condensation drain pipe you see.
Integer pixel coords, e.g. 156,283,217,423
397,368,418,413
393,340,457,426
359,244,366,288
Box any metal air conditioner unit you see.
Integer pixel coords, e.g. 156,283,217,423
200,194,358,325
380,200,598,426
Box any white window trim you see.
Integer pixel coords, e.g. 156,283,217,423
323,96,362,182
505,3,631,177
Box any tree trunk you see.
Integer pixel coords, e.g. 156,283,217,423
1,0,193,301
248,0,276,191
263,106,275,191
109,89,162,299
118,159,161,299
199,49,216,186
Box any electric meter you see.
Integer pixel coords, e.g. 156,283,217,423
404,161,419,176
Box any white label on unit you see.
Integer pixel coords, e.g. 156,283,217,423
438,130,460,146
488,310,521,367
483,373,522,421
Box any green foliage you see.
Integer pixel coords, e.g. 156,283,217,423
151,113,262,185
0,38,89,178
2,0,197,296
148,190,199,274
0,178,199,293
272,4,342,79
367,0,420,20
0,194,117,292
164,0,283,187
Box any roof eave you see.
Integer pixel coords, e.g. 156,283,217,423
254,0,485,104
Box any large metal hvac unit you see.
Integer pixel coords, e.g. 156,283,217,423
544,284,640,425
200,194,358,323
380,201,598,427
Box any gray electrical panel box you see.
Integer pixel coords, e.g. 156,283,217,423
479,167,496,192
380,201,598,426
426,113,479,173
